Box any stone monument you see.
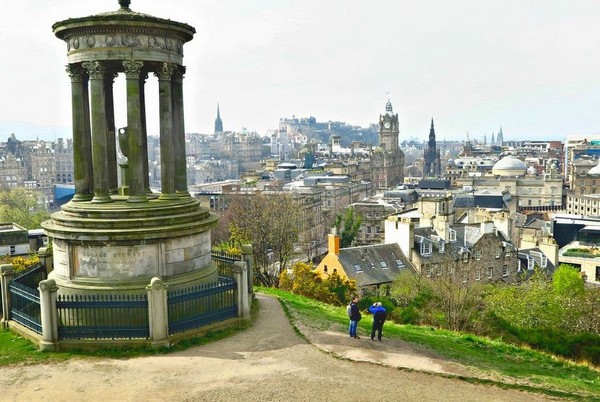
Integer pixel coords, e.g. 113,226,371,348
44,0,218,295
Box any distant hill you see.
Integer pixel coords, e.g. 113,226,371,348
0,121,71,141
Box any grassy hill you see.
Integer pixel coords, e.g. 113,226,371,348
259,287,600,400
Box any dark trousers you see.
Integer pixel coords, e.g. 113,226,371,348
371,320,384,340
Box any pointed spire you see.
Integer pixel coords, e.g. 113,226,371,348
214,103,223,134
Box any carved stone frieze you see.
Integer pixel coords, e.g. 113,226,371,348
65,34,184,56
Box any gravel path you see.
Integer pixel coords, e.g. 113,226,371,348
0,294,555,401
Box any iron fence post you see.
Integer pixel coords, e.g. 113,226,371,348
232,261,250,320
0,264,14,329
147,277,169,349
38,279,58,351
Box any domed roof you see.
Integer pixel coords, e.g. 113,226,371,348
588,160,600,175
492,155,527,176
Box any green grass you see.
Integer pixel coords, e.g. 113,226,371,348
258,286,600,399
0,330,72,365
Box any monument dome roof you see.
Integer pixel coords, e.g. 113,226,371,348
492,156,527,176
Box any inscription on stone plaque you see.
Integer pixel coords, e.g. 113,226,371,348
74,244,158,278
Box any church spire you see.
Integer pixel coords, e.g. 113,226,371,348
428,118,436,147
214,103,223,134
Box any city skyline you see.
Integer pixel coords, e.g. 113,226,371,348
1,0,599,141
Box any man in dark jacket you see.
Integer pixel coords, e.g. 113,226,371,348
368,302,387,341
348,296,361,339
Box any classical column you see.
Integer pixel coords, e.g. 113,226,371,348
156,63,177,200
104,72,119,195
172,66,189,197
123,60,147,202
66,64,93,201
82,60,112,203
139,72,151,194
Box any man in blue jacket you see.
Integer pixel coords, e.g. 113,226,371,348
348,296,361,339
368,302,387,341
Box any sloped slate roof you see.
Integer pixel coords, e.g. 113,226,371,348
338,243,412,287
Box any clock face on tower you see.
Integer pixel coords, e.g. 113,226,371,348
384,121,391,129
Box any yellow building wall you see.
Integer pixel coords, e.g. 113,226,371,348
314,253,349,281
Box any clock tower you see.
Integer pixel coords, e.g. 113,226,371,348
379,100,399,153
371,99,405,189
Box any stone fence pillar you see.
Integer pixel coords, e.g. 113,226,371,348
38,247,53,276
146,277,169,349
0,264,14,329
232,261,250,320
38,279,59,352
241,244,254,298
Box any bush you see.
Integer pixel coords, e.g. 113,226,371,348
279,262,356,306
0,254,40,274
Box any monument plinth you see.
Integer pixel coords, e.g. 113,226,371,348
44,2,216,294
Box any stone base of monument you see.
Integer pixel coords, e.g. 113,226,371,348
42,196,218,295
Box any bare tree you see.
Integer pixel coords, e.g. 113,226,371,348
224,192,301,287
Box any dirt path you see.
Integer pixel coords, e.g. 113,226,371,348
0,294,554,401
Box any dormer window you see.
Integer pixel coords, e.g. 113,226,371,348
541,255,547,268
421,242,432,256
449,228,457,242
439,241,445,253
527,256,535,270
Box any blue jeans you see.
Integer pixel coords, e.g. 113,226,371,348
349,320,358,337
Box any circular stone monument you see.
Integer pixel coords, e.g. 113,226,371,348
44,1,218,294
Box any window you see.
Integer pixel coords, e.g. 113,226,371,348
324,265,328,273
462,251,469,262
527,257,535,270
505,251,512,258
439,241,445,253
449,229,457,242
367,226,372,234
395,259,404,268
541,255,547,268
495,249,501,259
488,266,493,279
476,268,481,281
436,265,442,276
375,226,380,234
502,265,508,277
353,264,362,272
420,242,432,256
379,261,388,269
475,250,482,260
10,245,16,255
426,266,432,277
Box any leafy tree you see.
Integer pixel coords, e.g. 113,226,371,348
0,188,50,229
552,264,584,297
334,206,362,248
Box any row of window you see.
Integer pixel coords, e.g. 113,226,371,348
425,265,509,279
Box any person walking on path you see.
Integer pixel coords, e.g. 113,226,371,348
368,302,387,341
348,296,362,339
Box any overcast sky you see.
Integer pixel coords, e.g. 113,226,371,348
2,0,599,141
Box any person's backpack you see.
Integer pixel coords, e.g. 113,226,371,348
346,303,352,318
